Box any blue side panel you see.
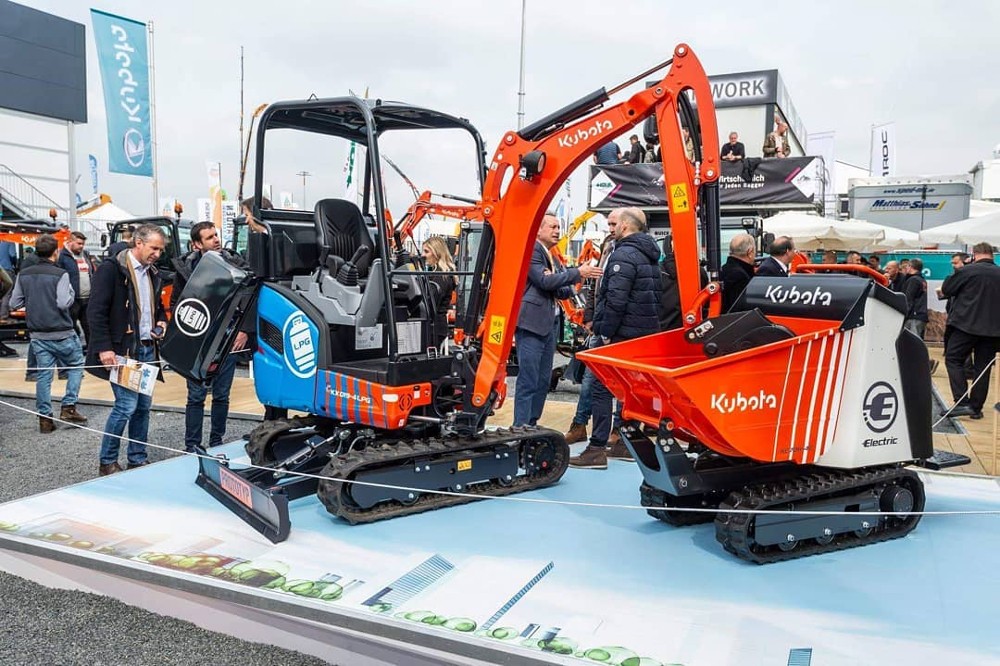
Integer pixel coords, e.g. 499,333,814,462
253,284,320,413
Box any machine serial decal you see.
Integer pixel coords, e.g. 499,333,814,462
283,312,318,379
764,284,833,306
711,390,777,414
174,298,211,337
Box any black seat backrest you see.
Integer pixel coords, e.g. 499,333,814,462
314,198,375,277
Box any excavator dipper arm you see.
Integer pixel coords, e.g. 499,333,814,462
464,43,719,423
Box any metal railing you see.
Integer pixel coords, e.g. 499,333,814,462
0,163,67,222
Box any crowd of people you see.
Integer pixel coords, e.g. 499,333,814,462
1,198,998,476
591,121,791,168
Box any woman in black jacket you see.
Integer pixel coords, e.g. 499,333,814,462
422,236,457,347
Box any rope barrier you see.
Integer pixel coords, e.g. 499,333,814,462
0,396,997,518
931,355,998,428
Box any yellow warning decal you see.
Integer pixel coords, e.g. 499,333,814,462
489,315,506,345
669,182,690,213
457,459,472,472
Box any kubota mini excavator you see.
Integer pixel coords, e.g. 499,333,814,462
163,44,962,562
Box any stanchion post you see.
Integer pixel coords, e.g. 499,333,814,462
993,353,999,476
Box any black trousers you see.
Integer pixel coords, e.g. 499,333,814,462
71,299,90,348
944,328,1000,411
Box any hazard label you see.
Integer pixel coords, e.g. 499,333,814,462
457,459,472,472
670,182,690,213
489,316,506,345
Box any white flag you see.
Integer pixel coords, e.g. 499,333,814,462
869,122,896,177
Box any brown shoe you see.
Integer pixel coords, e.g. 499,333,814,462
126,460,150,470
564,422,588,445
607,438,634,461
59,404,88,424
607,430,621,448
568,446,608,469
39,416,55,434
99,462,123,476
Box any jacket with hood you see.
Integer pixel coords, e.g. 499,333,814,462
594,232,663,341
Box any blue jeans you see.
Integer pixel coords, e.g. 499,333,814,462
184,353,238,451
31,336,84,417
513,321,559,427
99,345,155,465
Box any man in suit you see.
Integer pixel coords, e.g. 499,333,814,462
514,214,602,427
941,242,1000,419
755,236,796,277
719,233,756,311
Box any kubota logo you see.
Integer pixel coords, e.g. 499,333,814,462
557,119,613,148
764,284,833,306
711,390,777,413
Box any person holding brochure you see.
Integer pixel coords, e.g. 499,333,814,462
87,224,168,476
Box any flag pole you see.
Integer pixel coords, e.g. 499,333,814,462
517,0,527,130
148,20,159,212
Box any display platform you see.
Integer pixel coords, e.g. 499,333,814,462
1,442,998,666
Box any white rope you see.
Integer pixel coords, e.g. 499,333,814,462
1,396,998,518
0,359,168,372
932,355,997,427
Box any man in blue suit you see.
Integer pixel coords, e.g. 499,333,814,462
514,214,602,427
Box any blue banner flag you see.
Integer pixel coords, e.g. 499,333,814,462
90,9,152,177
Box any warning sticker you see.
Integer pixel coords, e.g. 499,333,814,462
489,316,506,345
457,459,472,472
669,182,690,214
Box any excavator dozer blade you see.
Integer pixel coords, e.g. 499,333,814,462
196,454,292,544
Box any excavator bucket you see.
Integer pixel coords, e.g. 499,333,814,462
578,275,935,467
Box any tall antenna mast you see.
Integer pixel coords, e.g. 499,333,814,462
516,0,526,130
239,45,245,197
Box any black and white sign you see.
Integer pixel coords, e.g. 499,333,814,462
174,298,211,337
862,382,898,434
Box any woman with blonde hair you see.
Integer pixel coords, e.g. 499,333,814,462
422,236,457,345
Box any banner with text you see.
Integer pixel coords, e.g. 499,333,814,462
90,10,152,177
869,122,896,177
589,157,824,210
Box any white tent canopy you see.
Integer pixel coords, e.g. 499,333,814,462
918,209,1000,246
762,211,885,251
861,225,923,252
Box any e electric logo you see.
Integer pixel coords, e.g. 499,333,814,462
862,382,898,433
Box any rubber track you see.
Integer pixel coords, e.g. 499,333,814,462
640,482,718,526
316,426,570,524
714,466,924,564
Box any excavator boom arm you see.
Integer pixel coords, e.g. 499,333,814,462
467,43,719,415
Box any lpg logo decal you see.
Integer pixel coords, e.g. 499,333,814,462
174,298,211,337
283,312,317,379
862,382,898,433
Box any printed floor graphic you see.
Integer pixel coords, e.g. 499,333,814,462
1,442,998,665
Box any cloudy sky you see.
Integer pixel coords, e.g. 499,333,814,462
15,0,1000,220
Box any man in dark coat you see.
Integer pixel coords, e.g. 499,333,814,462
87,224,168,475
570,207,662,469
719,233,756,311
901,258,929,339
514,214,601,427
755,236,796,277
55,230,98,347
172,222,253,452
940,242,1000,419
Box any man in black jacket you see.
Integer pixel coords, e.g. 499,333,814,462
570,208,662,469
8,234,88,432
901,258,929,339
55,231,98,348
172,222,252,452
941,242,1000,419
755,236,796,277
719,233,756,311
87,224,167,475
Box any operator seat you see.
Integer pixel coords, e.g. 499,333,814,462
314,198,375,278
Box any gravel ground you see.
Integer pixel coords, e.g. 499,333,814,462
0,393,329,666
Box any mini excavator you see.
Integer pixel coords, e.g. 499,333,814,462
163,44,964,562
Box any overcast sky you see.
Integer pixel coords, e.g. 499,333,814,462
16,0,1000,220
